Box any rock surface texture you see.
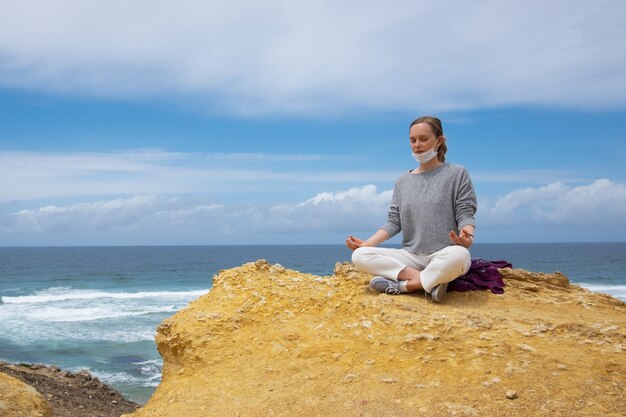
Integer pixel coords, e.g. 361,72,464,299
0,371,52,417
126,260,626,417
0,363,138,417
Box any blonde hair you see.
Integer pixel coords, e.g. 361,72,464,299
410,116,447,162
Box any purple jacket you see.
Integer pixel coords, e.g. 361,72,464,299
448,259,512,294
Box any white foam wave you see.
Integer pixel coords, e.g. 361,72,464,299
0,287,207,342
92,329,157,343
132,359,163,378
93,370,162,388
27,305,177,322
92,371,148,384
0,318,158,343
144,374,162,383
577,283,626,300
132,359,163,366
2,288,208,304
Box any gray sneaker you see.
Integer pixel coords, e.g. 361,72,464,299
430,283,448,303
369,276,402,295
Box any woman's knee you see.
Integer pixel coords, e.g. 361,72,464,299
432,245,469,267
351,247,369,269
446,245,471,272
449,245,470,261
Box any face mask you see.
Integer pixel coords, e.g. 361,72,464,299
412,145,438,164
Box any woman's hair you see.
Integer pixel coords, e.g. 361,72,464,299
410,116,447,162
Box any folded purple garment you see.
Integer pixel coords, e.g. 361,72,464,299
448,259,512,294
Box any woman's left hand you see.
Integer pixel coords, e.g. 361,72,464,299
449,226,475,248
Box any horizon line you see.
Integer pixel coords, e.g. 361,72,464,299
1,241,625,249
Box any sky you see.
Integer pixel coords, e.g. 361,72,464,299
1,0,625,246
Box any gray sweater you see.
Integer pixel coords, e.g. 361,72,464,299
381,163,477,257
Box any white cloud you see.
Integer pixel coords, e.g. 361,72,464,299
268,185,393,232
1,194,224,236
0,185,393,244
6,195,170,233
296,184,392,207
0,1,625,115
2,180,625,245
0,151,393,202
480,179,626,226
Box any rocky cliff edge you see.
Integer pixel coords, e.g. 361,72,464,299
0,371,52,417
126,260,625,417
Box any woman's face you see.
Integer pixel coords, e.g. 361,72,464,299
409,122,440,154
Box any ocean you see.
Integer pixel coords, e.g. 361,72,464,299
1,243,625,404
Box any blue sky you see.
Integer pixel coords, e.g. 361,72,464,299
1,0,625,246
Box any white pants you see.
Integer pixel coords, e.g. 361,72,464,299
351,245,471,293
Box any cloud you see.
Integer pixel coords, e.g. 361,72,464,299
268,185,393,232
0,151,392,202
2,180,625,245
480,179,626,226
0,1,625,115
6,195,176,233
1,194,227,235
0,185,393,244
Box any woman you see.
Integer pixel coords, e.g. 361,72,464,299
346,116,477,303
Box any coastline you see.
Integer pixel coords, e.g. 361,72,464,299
1,244,625,415
3,259,625,416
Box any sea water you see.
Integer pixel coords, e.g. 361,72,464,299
1,243,624,403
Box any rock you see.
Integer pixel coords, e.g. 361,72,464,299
75,369,92,380
506,390,519,400
0,371,53,417
517,343,537,353
254,259,270,271
126,261,626,417
381,378,398,384
0,363,139,417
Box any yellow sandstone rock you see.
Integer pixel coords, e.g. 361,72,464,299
126,260,626,417
0,372,52,417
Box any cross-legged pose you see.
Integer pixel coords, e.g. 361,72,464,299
346,116,477,303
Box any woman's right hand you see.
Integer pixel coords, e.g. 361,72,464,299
346,229,389,250
345,235,368,251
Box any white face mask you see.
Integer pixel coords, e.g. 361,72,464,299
412,145,438,164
